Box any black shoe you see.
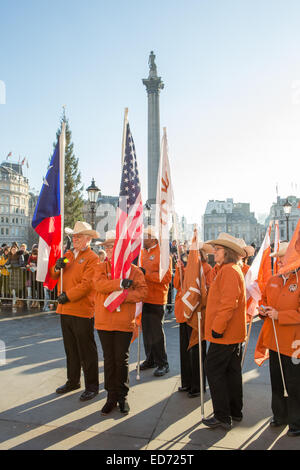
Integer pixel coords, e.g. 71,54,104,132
287,428,300,437
178,386,191,392
154,365,170,377
232,415,243,422
202,417,232,430
270,417,285,427
79,390,98,402
188,390,200,398
101,399,117,415
56,383,80,394
140,361,156,370
119,399,130,414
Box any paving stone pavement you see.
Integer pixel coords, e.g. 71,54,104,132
0,308,299,451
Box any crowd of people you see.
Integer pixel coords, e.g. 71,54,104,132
47,219,300,439
0,242,53,310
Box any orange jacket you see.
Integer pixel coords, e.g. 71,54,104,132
255,271,300,357
50,248,98,318
204,263,247,344
241,263,250,276
211,263,221,282
174,265,186,323
141,244,172,305
94,261,148,332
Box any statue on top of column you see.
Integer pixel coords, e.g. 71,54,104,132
148,51,157,78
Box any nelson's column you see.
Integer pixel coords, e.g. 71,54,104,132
142,51,164,208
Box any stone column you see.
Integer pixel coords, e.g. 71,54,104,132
142,51,164,206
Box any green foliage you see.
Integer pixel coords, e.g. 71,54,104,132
55,112,84,229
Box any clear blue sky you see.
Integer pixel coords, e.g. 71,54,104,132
1,0,300,224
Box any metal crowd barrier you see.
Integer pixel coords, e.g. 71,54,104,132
0,267,58,311
0,266,176,313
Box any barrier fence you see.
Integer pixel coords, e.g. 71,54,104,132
0,267,176,312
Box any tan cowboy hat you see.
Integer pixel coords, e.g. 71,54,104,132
270,241,289,258
143,225,158,239
101,230,116,246
244,245,255,257
65,221,99,238
206,233,247,257
200,243,215,254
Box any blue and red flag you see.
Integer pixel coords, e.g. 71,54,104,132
32,133,64,290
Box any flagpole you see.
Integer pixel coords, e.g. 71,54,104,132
136,325,141,381
122,108,128,165
197,311,205,420
272,318,288,397
59,121,66,292
241,315,254,368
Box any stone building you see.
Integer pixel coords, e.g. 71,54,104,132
0,161,29,246
265,195,300,241
203,198,264,246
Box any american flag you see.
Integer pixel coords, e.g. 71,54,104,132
104,121,143,313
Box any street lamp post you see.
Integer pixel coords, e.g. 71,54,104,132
86,178,100,230
283,198,292,241
144,201,152,227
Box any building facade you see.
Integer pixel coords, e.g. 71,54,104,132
265,195,300,241
0,161,29,246
203,198,264,246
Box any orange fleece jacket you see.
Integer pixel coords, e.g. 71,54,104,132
141,244,172,305
49,247,98,318
256,271,300,357
204,263,247,344
94,261,148,332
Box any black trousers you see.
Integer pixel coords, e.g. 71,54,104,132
97,330,132,401
141,303,168,367
205,342,243,424
179,322,206,392
60,315,99,392
269,349,300,430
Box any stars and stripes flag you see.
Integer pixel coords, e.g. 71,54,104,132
104,119,143,313
32,123,65,290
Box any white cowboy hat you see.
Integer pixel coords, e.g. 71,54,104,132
65,221,99,238
270,241,289,258
143,225,158,239
244,245,255,257
206,233,247,257
101,230,116,246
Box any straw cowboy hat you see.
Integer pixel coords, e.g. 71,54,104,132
100,230,116,246
270,241,289,258
200,243,216,254
65,221,99,238
206,233,247,257
244,245,255,258
143,225,158,239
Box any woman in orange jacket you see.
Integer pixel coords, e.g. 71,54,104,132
202,233,247,431
176,246,213,397
256,241,300,437
94,231,148,416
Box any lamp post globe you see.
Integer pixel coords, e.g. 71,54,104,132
283,198,292,241
86,178,100,230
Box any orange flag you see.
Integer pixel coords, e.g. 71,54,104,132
181,229,207,349
278,218,300,275
245,221,273,323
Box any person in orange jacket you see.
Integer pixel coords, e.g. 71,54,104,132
140,226,172,377
256,241,300,437
94,230,148,415
50,221,100,402
239,244,255,276
202,233,247,430
176,245,213,397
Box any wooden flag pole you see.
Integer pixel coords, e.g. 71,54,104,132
121,108,129,165
241,315,254,368
59,120,66,292
197,311,205,420
136,325,141,381
272,318,288,397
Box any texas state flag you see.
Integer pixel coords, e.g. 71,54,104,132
32,134,64,290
